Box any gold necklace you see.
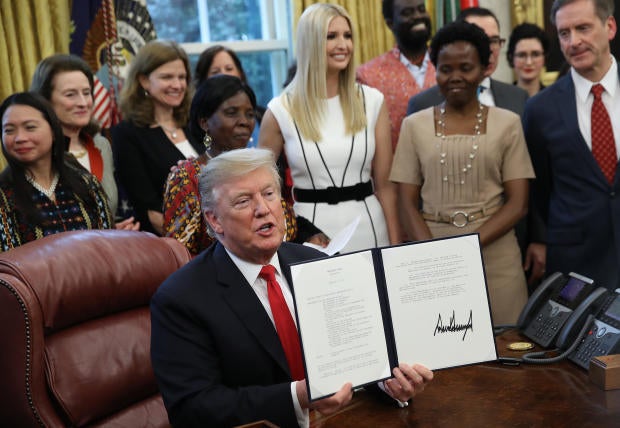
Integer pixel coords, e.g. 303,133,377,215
436,103,484,185
70,149,88,159
26,172,60,200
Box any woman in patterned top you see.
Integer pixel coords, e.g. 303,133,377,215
0,92,113,251
163,75,327,255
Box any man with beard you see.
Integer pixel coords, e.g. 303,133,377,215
357,0,436,150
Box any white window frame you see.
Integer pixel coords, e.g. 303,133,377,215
181,0,293,94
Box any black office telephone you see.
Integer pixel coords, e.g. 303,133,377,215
558,291,620,369
517,272,599,347
519,287,613,367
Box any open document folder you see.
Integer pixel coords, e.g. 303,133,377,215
290,233,497,401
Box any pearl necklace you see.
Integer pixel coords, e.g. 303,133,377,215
26,172,60,199
158,122,179,139
436,103,484,185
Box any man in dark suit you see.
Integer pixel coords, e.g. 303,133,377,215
406,7,529,116
523,0,620,292
151,148,433,427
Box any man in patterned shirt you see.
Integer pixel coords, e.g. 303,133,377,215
357,0,436,150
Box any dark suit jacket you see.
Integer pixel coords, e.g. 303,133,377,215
151,241,326,427
406,79,529,116
523,71,620,291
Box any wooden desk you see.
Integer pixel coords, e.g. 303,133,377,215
310,330,620,427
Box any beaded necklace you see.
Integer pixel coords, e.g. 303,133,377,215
436,103,484,185
26,172,60,200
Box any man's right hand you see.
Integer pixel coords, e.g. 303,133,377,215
296,380,353,415
524,243,546,286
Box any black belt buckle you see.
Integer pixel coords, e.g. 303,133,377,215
324,186,340,205
353,182,368,201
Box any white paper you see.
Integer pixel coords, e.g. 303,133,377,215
381,234,496,370
290,250,391,400
303,215,360,256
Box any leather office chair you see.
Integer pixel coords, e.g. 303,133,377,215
0,230,191,427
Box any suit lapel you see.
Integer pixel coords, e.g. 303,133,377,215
213,243,291,377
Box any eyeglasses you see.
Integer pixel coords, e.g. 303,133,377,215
514,51,545,61
488,36,506,48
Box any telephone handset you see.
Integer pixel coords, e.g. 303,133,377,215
517,272,597,347
562,291,620,369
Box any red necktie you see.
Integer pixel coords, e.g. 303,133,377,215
591,84,617,184
259,265,304,380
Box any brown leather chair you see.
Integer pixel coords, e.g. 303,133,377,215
0,230,191,427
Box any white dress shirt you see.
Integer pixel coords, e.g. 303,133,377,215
571,56,620,157
400,51,431,88
478,77,495,106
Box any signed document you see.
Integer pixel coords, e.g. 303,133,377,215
289,234,496,401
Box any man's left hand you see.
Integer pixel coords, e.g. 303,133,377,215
383,363,433,402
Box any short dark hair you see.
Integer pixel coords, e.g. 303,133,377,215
189,74,257,143
506,23,550,67
194,45,247,87
382,0,394,21
457,7,500,30
550,0,614,25
429,20,491,68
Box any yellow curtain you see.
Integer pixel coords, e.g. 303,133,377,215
0,0,70,169
291,0,394,66
0,0,70,101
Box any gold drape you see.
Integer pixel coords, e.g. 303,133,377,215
0,0,70,169
291,0,394,66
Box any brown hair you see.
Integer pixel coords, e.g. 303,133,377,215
119,40,192,127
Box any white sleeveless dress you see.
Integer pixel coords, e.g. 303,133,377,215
268,85,389,253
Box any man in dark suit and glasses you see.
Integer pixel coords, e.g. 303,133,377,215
150,148,433,427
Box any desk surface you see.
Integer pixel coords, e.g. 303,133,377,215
310,330,620,427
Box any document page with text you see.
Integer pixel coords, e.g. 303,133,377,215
381,234,496,370
290,250,392,401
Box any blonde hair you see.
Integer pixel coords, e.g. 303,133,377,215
284,3,365,142
119,40,192,127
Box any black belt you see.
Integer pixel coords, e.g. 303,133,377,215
293,181,373,205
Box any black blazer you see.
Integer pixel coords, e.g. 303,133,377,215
111,121,204,233
151,241,325,427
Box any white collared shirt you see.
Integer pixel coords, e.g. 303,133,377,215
478,77,495,106
571,56,620,157
225,249,308,428
400,51,431,88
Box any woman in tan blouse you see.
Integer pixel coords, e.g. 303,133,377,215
390,21,534,325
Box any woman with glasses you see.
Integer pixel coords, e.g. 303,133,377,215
507,23,550,97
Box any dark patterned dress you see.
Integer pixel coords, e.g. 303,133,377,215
163,158,298,256
0,170,113,251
